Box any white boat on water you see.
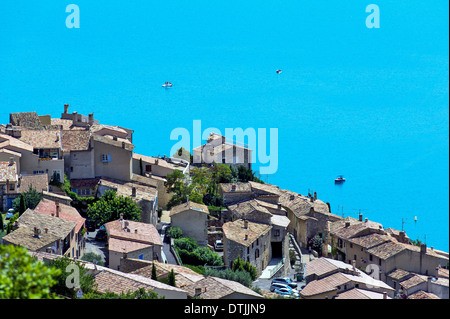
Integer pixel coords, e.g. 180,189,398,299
162,81,173,88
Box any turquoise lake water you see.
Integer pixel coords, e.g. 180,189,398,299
1,1,448,251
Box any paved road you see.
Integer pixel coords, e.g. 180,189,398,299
84,229,108,266
159,223,178,264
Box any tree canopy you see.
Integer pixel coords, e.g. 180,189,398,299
0,245,61,299
87,189,141,225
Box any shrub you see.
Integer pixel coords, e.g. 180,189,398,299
204,268,253,287
166,226,183,239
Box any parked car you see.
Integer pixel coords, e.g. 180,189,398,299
214,239,223,251
86,219,96,232
95,229,107,241
270,282,293,292
272,277,298,289
274,287,300,298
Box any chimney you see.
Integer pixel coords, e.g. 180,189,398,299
244,220,248,229
131,186,136,197
135,229,138,234
290,194,295,200
88,113,94,125
345,221,351,228
365,218,368,223
359,213,363,222
309,207,315,217
420,243,427,254
122,249,127,260
64,104,69,114
44,228,48,234
55,202,60,218
383,292,387,299
155,159,159,165
244,234,248,241
314,191,317,200
33,227,40,238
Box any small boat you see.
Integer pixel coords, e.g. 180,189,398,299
335,175,346,183
276,69,282,74
162,81,173,88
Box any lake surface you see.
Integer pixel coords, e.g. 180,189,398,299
1,1,448,251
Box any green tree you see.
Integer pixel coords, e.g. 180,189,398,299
84,287,162,299
12,185,43,212
231,256,257,281
87,189,141,225
0,245,61,299
167,269,176,287
81,252,105,266
166,226,183,239
165,170,204,209
151,263,157,280
19,193,26,215
48,256,97,298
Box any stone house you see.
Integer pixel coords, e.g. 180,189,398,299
300,257,395,299
192,132,253,170
96,176,159,226
34,198,86,258
169,201,209,246
223,219,272,275
104,219,163,271
183,276,264,299
1,208,78,257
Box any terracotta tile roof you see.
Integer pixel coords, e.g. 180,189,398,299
400,274,428,290
301,271,393,298
366,241,406,260
108,237,153,253
19,129,62,149
16,208,77,239
228,199,272,220
336,288,390,299
407,290,440,299
183,276,263,299
170,201,209,217
17,174,48,193
438,267,449,279
223,219,272,247
0,161,18,182
278,189,332,219
98,176,157,202
386,269,411,281
69,178,100,189
130,260,203,288
0,133,34,152
34,198,85,233
132,153,187,171
249,181,281,196
105,219,163,248
92,134,134,151
50,118,74,130
61,130,91,152
1,226,60,251
305,258,357,278
348,233,391,249
219,182,252,193
332,219,384,240
130,174,159,188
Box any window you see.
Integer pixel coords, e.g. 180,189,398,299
9,183,14,191
247,247,250,254
350,243,353,248
379,258,382,266
146,165,152,172
101,154,111,162
369,254,373,261
256,238,259,246
274,229,280,237
255,249,260,259
139,254,144,260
